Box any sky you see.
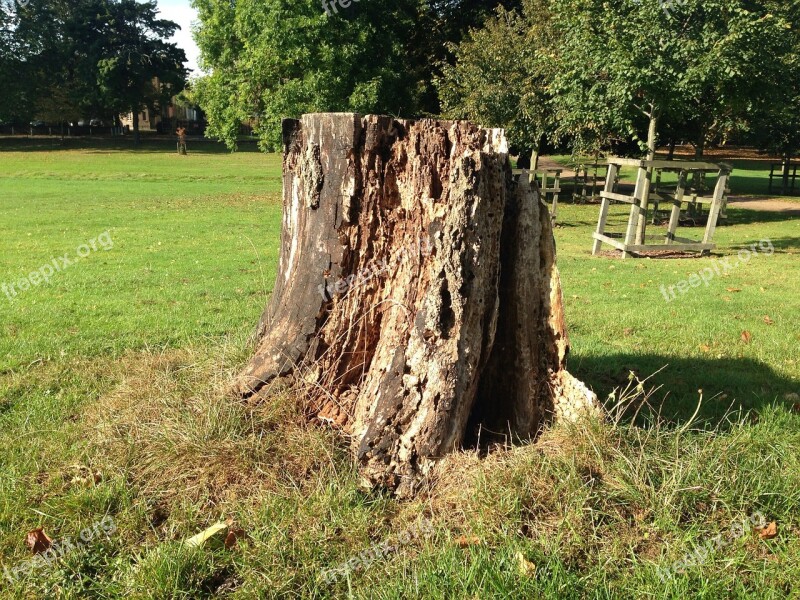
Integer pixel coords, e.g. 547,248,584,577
156,0,201,74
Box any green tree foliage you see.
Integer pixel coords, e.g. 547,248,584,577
97,0,187,142
1,0,185,133
193,0,428,150
550,0,794,157
0,1,21,122
439,0,796,159
192,0,522,150
437,0,555,158
746,1,800,163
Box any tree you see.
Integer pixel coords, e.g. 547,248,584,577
745,2,800,189
548,0,793,159
193,0,429,150
192,0,523,150
7,0,108,125
4,0,185,134
0,1,22,123
233,113,599,497
97,0,187,143
437,0,555,168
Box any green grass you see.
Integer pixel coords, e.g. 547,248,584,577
0,140,798,599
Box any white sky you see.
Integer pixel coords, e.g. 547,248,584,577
156,0,201,74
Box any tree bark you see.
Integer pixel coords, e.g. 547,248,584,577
782,153,791,195
234,113,599,497
132,109,140,146
635,110,658,244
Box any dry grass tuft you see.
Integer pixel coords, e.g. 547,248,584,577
85,345,347,512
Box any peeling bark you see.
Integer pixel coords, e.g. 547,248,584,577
234,113,599,497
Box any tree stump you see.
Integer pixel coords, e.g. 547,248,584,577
234,113,599,497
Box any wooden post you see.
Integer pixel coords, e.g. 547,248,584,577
634,164,653,246
665,170,687,243
592,162,619,255
702,169,729,248
624,162,647,257
552,170,561,223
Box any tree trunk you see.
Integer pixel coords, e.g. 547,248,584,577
531,134,544,171
646,113,658,162
234,113,599,497
132,110,140,146
667,139,676,161
782,153,791,195
689,131,706,217
635,111,658,244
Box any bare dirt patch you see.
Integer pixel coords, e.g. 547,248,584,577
727,196,800,215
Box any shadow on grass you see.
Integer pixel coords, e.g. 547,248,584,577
730,175,800,198
571,353,798,426
0,137,265,154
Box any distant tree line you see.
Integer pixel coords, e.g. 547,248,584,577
0,0,187,141
193,0,800,166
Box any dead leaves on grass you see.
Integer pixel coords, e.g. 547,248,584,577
756,521,778,540
26,528,52,554
184,517,248,550
454,535,480,548
515,551,537,577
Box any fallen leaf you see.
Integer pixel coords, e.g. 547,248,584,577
516,551,537,576
26,528,52,554
455,535,480,548
185,521,230,548
224,527,247,550
726,287,742,292
741,331,752,344
756,522,778,540
700,344,711,353
793,403,800,414
623,328,634,337
763,315,774,325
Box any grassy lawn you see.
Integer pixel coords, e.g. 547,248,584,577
0,139,798,599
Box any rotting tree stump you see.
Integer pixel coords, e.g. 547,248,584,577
234,113,600,497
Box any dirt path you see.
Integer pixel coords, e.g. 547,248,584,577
537,156,577,178
727,196,800,215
